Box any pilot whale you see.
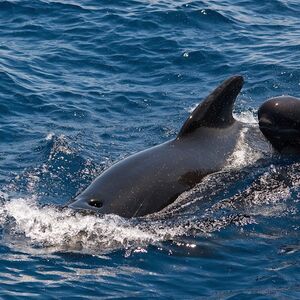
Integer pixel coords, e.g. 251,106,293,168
258,96,300,153
67,75,246,218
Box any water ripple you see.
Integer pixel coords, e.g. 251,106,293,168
0,0,300,298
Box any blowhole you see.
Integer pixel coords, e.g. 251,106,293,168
88,198,103,208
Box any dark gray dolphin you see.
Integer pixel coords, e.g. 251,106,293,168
68,76,245,218
258,96,300,153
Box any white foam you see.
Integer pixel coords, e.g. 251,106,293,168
233,110,257,124
224,125,263,170
45,132,55,141
0,197,185,253
187,103,198,113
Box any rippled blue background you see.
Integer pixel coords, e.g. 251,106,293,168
0,0,300,298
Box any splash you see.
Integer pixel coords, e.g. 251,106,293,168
224,127,264,170
233,110,257,124
0,192,254,255
0,197,156,252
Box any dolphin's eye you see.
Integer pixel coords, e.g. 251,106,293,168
88,198,103,208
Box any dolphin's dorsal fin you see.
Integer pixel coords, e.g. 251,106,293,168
177,75,244,138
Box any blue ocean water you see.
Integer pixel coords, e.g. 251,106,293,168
0,0,300,298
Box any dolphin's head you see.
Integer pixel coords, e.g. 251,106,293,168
258,96,300,153
66,150,175,218
67,162,138,218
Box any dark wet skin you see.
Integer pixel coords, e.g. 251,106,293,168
258,96,300,153
68,76,245,218
69,123,242,218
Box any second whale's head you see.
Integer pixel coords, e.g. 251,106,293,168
258,96,300,153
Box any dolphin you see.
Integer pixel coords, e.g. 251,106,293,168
258,96,300,153
67,75,245,218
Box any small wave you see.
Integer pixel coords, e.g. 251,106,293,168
4,133,101,205
0,0,91,15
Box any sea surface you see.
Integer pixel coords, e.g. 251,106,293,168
0,0,300,298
